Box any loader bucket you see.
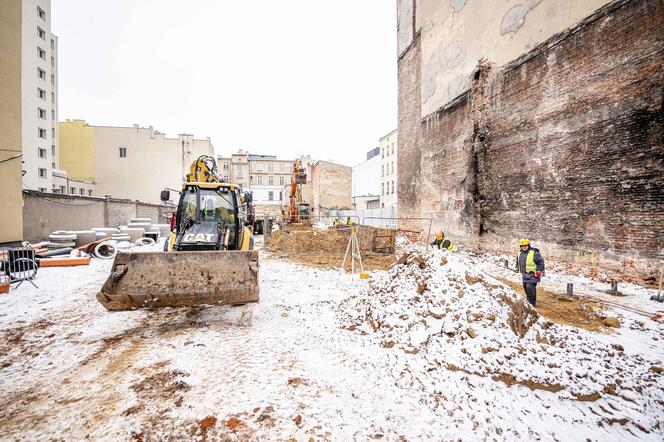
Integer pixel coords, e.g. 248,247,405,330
96,250,259,311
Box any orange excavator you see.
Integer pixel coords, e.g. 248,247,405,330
287,159,310,223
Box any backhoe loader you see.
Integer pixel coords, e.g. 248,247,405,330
96,155,259,311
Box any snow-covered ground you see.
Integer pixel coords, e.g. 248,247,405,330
0,242,662,441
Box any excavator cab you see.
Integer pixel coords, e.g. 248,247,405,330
97,156,259,311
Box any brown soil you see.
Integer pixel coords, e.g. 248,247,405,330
267,224,395,255
271,252,398,271
495,277,608,332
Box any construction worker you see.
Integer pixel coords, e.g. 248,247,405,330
430,231,453,251
346,217,354,225
515,238,545,307
332,217,341,226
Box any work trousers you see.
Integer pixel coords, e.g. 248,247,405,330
522,282,537,306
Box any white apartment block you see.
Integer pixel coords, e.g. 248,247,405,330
379,129,398,208
352,147,380,210
21,0,59,193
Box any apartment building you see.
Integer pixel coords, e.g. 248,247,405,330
59,120,214,204
379,129,397,208
21,0,59,193
0,0,23,243
217,151,293,215
352,148,380,210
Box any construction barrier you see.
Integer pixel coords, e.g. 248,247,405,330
0,248,39,289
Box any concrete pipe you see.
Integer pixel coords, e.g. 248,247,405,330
95,231,110,240
47,241,76,250
111,234,132,242
72,230,97,247
119,228,145,242
145,231,160,242
128,222,152,231
135,237,156,247
92,227,119,235
93,242,118,260
130,218,152,224
49,232,77,242
154,224,172,236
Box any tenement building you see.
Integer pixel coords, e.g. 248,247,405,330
397,0,663,284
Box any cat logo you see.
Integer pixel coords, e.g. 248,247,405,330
183,233,214,243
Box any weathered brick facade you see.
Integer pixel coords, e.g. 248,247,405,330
398,0,664,284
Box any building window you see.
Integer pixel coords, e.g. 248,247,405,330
50,56,54,67
88,190,93,196
50,39,55,50
51,92,54,103
236,165,243,177
60,185,66,193
38,128,46,139
79,188,85,196
223,176,228,182
51,74,55,85
51,109,55,120
391,161,394,174
119,147,127,158
38,148,47,158
391,181,395,194
70,187,76,194
38,67,46,80
391,144,395,154
381,165,384,177
279,163,285,172
39,187,47,192
257,176,263,185
38,47,46,59
51,162,55,168
250,176,254,185
268,163,274,172
38,108,46,119
38,88,46,100
37,27,45,40
223,163,229,170
51,145,55,155
268,191,274,201
38,168,47,178
279,191,283,201
381,183,384,195
51,127,55,137
279,176,285,186
268,176,273,186
381,148,384,159
37,6,46,19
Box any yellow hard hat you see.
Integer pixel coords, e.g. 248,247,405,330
519,238,530,246
436,231,443,240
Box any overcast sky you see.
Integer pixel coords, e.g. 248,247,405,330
52,0,397,167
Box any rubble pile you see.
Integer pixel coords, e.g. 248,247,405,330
267,225,395,255
340,251,664,432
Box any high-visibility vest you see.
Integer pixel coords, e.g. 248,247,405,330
517,249,537,273
439,237,453,251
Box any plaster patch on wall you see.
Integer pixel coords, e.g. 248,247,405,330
450,0,467,13
500,0,544,35
421,40,466,105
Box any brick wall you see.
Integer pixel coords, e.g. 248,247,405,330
398,0,664,284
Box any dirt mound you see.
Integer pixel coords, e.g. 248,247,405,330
339,250,664,431
268,225,396,255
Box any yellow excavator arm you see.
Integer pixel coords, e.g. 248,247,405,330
186,155,223,183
